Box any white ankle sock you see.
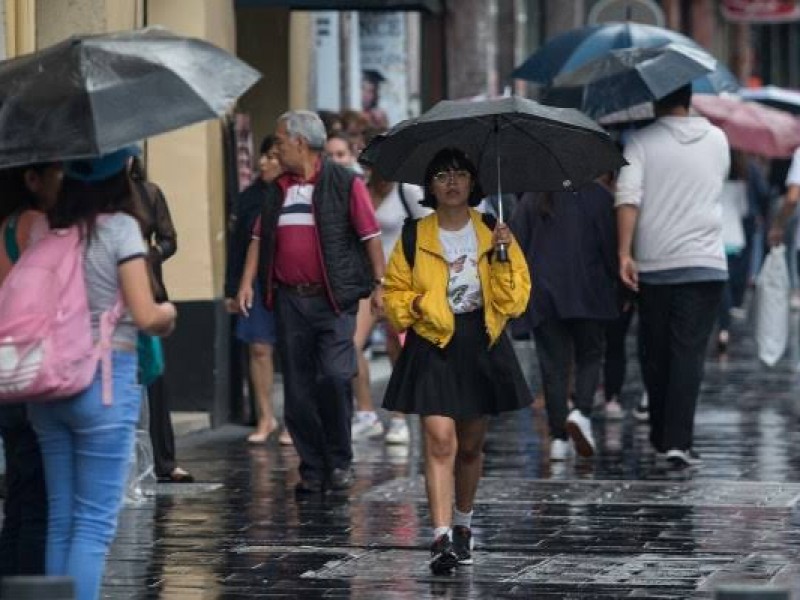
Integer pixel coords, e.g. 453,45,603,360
433,526,451,540
453,508,473,529
355,411,377,423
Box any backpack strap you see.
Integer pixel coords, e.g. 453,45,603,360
401,217,418,269
481,213,498,262
481,212,497,230
397,183,413,219
3,213,20,264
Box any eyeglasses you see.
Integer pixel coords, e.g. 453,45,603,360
432,170,470,184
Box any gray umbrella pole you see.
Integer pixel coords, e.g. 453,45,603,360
495,152,509,262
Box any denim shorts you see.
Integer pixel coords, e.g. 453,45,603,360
236,285,277,345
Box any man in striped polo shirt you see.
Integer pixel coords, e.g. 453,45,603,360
238,110,384,493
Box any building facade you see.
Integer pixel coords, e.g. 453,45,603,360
3,0,798,425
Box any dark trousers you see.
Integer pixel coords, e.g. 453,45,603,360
275,290,357,482
148,376,176,478
638,281,724,452
730,215,755,308
0,405,47,576
603,305,635,400
533,319,605,440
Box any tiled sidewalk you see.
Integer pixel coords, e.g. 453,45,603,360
93,313,800,597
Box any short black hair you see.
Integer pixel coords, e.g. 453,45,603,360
654,84,692,113
363,69,386,85
421,147,483,209
259,134,276,156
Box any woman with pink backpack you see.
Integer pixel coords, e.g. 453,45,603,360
24,146,177,600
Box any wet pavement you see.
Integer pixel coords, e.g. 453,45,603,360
83,314,800,597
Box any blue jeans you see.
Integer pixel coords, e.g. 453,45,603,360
27,351,140,600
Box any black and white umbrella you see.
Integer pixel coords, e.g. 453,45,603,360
0,26,260,168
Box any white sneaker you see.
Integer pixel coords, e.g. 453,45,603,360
729,306,747,321
566,409,595,458
633,392,649,422
385,418,410,445
665,448,702,467
550,438,571,461
792,294,800,312
352,412,383,440
604,399,623,420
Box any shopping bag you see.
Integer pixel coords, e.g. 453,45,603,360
125,388,156,504
755,245,790,367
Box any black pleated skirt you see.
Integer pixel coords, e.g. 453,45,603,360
382,311,531,420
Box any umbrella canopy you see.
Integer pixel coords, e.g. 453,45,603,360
0,26,260,168
553,43,716,119
360,96,626,196
512,21,739,96
691,94,800,158
740,85,800,115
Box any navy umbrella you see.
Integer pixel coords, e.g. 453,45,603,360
512,21,739,96
0,26,260,168
552,43,716,119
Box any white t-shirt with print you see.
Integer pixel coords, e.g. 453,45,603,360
439,221,483,314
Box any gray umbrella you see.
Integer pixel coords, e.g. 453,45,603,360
552,43,716,119
0,26,260,168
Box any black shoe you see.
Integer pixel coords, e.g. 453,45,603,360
295,478,324,494
451,526,473,565
328,467,354,491
429,534,458,575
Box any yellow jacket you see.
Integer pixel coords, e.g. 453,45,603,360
383,209,531,349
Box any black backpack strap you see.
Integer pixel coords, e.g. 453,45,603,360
480,212,497,262
401,217,418,269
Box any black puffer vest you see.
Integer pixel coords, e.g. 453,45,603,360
258,160,373,312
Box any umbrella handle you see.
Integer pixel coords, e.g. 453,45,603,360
494,144,509,263
496,243,509,263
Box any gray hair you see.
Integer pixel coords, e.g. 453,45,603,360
278,110,327,151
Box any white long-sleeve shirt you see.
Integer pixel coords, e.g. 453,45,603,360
615,115,730,275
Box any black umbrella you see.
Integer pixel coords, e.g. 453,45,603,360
361,96,626,260
361,96,625,198
0,26,260,168
552,43,716,119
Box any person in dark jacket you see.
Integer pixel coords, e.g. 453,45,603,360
0,162,63,576
237,110,385,494
224,135,290,445
511,177,619,462
129,156,193,483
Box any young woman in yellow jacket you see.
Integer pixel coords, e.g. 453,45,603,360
381,148,531,574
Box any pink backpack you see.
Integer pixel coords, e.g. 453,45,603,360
0,219,123,404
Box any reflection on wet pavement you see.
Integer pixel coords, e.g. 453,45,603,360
99,314,800,598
